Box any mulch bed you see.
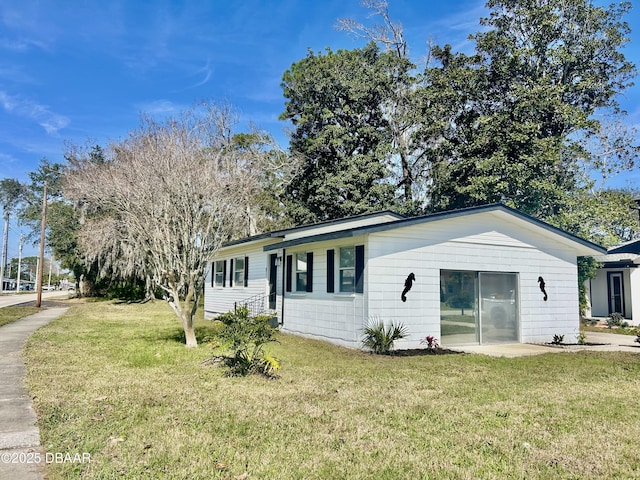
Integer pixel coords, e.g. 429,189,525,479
389,348,464,356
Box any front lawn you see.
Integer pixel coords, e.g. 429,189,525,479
0,305,40,327
24,301,640,479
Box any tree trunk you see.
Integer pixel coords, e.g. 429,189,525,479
78,274,96,297
182,317,198,348
145,275,156,301
401,151,412,203
167,291,199,348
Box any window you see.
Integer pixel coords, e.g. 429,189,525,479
233,257,248,287
213,260,226,287
296,253,307,292
339,247,355,292
286,252,313,293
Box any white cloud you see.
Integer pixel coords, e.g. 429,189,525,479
0,37,31,51
0,152,17,164
135,99,186,116
0,65,34,84
0,91,69,135
187,59,213,89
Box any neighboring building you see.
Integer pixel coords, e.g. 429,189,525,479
204,204,605,349
1,277,14,292
586,239,640,325
0,278,35,292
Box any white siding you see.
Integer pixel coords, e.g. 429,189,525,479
367,212,582,348
204,242,272,319
280,237,367,348
203,209,593,349
589,272,609,318
630,268,639,325
590,267,637,324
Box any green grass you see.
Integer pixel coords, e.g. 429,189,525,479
582,324,639,336
0,306,40,327
24,301,640,479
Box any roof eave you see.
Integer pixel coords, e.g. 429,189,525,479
266,203,607,255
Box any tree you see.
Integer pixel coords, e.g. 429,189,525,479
65,102,294,347
336,1,429,211
16,158,92,292
549,188,639,247
336,0,408,58
420,0,637,221
280,43,409,222
0,178,24,287
225,131,300,234
576,118,639,189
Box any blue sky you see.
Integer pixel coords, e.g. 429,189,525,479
1,0,639,260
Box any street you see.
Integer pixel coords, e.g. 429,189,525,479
0,291,70,308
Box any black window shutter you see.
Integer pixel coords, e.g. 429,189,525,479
355,245,365,293
222,260,227,287
244,256,249,287
306,252,313,292
326,249,335,293
285,255,293,292
211,263,215,288
229,258,234,287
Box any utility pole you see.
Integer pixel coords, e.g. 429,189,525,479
16,233,22,293
36,182,47,308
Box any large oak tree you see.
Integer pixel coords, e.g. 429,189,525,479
280,43,413,222
421,0,637,223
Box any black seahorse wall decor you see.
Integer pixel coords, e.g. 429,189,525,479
401,273,416,302
538,276,548,301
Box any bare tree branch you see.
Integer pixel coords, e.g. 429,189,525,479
336,0,408,58
64,101,296,347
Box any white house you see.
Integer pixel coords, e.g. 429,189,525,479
586,239,640,325
204,204,605,349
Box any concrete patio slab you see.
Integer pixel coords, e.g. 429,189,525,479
448,331,640,357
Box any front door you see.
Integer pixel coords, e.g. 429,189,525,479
608,272,625,317
268,254,278,310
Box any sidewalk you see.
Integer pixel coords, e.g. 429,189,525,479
0,307,69,480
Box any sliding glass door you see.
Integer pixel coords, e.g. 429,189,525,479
440,271,478,344
479,273,518,344
440,270,519,345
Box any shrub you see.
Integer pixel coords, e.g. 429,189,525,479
607,312,624,328
362,317,408,355
551,334,564,345
210,307,280,377
420,335,440,351
577,331,586,345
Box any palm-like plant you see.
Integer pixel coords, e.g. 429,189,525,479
213,306,281,377
362,317,408,355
